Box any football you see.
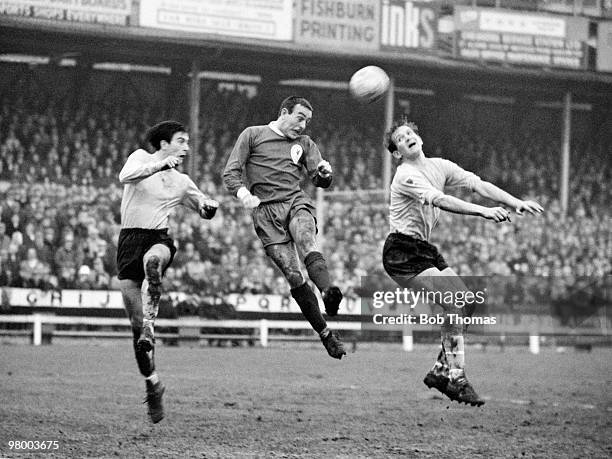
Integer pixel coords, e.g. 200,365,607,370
349,66,390,103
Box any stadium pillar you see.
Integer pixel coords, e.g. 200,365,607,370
188,59,201,179
529,334,540,354
383,76,395,196
72,59,92,113
316,187,325,237
402,332,414,352
259,319,269,347
560,91,571,216
258,72,279,119
32,314,42,346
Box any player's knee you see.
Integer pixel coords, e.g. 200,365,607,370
285,270,305,288
144,255,162,275
296,235,316,254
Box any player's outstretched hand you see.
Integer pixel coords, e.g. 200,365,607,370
482,206,511,223
317,160,332,177
515,200,544,216
160,155,183,170
237,187,261,209
199,199,219,219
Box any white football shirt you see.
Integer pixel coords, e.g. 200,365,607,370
119,149,205,229
389,157,481,241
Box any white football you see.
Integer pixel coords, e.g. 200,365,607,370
349,66,390,103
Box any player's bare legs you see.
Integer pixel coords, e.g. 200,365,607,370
138,243,172,352
289,209,343,316
121,278,165,422
265,241,346,359
408,267,484,406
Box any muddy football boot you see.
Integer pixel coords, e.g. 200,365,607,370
444,375,485,407
144,379,165,423
320,330,347,359
423,371,450,395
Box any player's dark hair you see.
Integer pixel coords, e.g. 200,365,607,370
384,117,419,153
278,96,313,117
145,120,187,151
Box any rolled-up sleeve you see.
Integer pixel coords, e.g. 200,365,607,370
440,159,481,191
223,128,252,196
395,171,445,206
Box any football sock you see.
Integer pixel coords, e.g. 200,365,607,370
142,281,159,323
449,368,465,381
290,282,327,334
430,347,449,375
319,327,331,338
143,256,162,322
303,251,331,293
442,334,465,376
132,328,155,377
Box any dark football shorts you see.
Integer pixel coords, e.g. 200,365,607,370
382,232,449,283
117,228,177,282
252,193,317,248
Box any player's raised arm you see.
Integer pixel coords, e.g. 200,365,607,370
119,149,181,184
222,128,251,195
304,139,332,188
434,194,511,222
472,180,543,215
223,128,260,208
181,177,219,220
398,172,511,222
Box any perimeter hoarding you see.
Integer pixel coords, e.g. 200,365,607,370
597,20,612,72
380,0,438,52
294,0,438,54
294,0,380,52
138,0,293,41
454,6,589,70
0,0,132,25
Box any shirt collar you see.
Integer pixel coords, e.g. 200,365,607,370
268,121,285,137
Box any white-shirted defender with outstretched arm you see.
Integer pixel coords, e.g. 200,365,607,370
117,120,218,423
382,119,543,406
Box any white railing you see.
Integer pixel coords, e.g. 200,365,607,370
0,314,608,353
0,314,363,348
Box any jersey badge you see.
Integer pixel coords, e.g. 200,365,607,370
290,144,303,165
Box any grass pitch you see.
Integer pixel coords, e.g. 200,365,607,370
1,341,610,458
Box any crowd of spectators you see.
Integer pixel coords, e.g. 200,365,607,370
0,65,610,312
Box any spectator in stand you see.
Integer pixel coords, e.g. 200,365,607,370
20,221,37,254
91,257,111,290
74,265,96,290
2,243,22,287
54,231,84,289
19,247,51,289
7,212,22,236
183,250,210,290
38,226,57,271
172,240,196,269
0,222,11,254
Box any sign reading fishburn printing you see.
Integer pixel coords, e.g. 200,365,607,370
380,0,438,52
454,6,589,70
0,0,131,25
138,0,293,41
295,0,380,52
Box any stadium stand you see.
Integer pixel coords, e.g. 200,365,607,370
0,63,610,316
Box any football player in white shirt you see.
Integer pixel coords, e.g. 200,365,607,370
382,120,543,406
118,120,218,423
